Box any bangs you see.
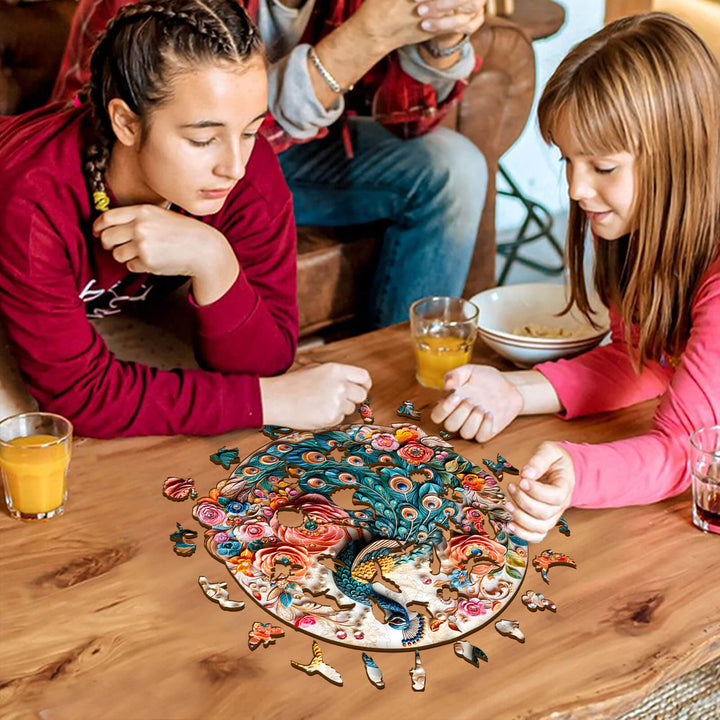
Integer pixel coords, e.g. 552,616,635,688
539,57,639,158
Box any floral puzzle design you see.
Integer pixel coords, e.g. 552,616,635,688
192,423,528,651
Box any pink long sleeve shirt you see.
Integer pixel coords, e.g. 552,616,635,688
535,255,720,508
0,104,298,438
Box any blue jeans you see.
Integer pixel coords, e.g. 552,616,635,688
279,117,488,328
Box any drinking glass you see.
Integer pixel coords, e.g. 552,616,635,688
410,296,479,390
689,425,720,534
0,412,73,520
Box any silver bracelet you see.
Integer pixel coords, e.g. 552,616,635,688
308,46,353,95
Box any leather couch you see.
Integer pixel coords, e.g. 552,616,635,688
0,0,536,337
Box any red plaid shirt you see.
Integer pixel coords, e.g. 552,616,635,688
52,0,481,152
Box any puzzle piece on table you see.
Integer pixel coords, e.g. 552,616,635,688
198,575,245,610
532,549,577,584
556,515,571,537
359,400,374,424
170,523,198,556
397,400,421,420
362,653,385,689
262,425,293,440
291,641,343,686
409,650,426,691
495,619,525,643
522,591,556,612
162,476,197,501
483,453,519,481
248,621,284,650
439,429,458,440
454,641,488,667
210,446,239,470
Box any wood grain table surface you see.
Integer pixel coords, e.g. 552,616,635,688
1,323,718,720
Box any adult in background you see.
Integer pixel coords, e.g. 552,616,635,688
52,0,489,327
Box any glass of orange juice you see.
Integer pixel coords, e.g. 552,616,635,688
410,296,479,389
0,412,73,520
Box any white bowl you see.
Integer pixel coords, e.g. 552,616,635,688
469,283,610,368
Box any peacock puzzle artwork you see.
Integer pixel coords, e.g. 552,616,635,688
192,422,531,651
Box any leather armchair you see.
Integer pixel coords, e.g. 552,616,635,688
0,0,535,336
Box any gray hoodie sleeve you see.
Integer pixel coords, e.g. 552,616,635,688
397,41,475,103
268,44,345,140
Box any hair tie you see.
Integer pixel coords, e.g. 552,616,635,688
93,191,110,212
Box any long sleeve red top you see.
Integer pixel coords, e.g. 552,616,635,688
0,104,298,438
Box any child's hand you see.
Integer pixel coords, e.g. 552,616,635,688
430,364,523,442
260,363,372,430
94,205,237,305
505,442,575,543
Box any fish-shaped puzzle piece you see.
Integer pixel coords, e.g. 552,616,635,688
170,523,198,556
198,576,245,610
556,515,571,536
532,548,577,583
248,621,284,649
210,446,239,470
522,591,556,612
162,477,197,501
291,641,343,686
483,453,519,481
362,653,385,689
397,400,421,421
453,641,488,667
495,619,525,643
409,649,426,691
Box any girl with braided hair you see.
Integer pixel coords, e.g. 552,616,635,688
0,0,370,437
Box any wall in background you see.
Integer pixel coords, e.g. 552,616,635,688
496,0,605,232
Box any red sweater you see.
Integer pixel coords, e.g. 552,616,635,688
0,104,298,438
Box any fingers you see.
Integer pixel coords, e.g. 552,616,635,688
420,9,482,33
475,410,495,442
506,483,559,523
458,406,483,440
441,398,476,433
97,223,134,251
343,364,372,392
521,441,565,483
443,364,474,391
430,391,462,424
510,477,567,506
93,205,150,236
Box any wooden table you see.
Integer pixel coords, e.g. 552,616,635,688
2,324,719,720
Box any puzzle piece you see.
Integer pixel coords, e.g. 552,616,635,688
198,575,245,610
262,425,293,440
397,400,421,420
409,650,426,691
454,641,488,667
556,515,571,537
170,523,197,556
162,477,197,501
532,549,577,584
522,591,556,612
210,446,239,470
439,430,458,440
362,653,385,689
483,453,519,481
495,619,525,643
359,400,374,424
291,641,343,685
248,621,284,650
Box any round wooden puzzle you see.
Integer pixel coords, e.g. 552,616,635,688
193,423,528,650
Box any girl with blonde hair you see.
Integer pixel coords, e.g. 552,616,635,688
432,12,720,541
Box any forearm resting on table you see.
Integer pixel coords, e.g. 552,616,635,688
505,370,562,415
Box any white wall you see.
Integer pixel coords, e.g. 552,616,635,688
496,0,605,231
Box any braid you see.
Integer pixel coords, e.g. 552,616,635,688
82,0,262,214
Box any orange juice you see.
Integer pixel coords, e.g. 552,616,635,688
414,336,473,389
0,434,70,516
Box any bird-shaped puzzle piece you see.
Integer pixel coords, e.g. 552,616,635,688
291,641,343,685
